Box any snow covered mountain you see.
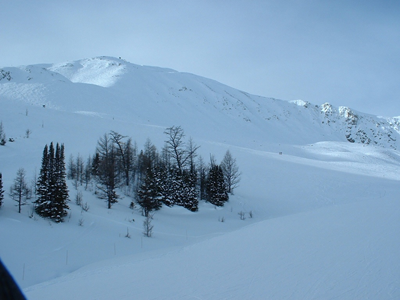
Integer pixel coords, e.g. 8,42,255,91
1,56,400,299
1,56,400,149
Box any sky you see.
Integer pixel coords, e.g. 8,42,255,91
1,0,399,116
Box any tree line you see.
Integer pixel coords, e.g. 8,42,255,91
69,126,241,216
0,126,240,223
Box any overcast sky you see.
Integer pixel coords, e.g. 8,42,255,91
1,0,399,116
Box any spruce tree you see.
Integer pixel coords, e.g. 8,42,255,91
206,164,229,206
0,121,6,146
181,170,198,212
0,173,4,208
198,156,208,200
35,144,50,217
136,167,162,217
51,143,69,222
157,166,174,207
35,143,69,221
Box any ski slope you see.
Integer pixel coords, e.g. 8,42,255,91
0,57,399,299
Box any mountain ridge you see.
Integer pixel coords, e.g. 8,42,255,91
1,56,399,149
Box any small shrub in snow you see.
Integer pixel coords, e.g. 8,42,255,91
238,211,246,220
78,218,84,226
75,191,83,206
81,202,90,212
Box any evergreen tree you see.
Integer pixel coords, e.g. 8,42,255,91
157,166,174,207
51,143,69,222
35,144,51,217
136,167,162,217
206,164,229,206
0,173,4,208
35,143,69,221
0,121,6,146
198,156,208,200
181,170,198,212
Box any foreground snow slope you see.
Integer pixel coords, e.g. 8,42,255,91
0,56,400,299
25,196,400,300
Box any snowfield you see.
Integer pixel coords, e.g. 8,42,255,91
1,56,400,299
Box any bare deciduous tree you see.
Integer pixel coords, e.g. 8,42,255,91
10,168,29,213
143,213,154,237
220,150,241,194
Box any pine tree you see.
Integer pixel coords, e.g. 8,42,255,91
0,173,4,208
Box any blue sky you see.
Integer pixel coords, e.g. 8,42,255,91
1,0,399,116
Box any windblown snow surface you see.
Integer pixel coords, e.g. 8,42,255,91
0,57,400,299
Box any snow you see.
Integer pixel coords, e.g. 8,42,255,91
0,56,400,299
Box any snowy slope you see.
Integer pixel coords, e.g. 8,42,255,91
1,56,400,148
25,197,400,300
0,56,400,299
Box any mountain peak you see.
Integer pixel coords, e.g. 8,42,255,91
48,56,128,87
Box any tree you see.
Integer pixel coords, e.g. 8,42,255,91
0,173,4,208
197,156,208,200
67,154,76,180
83,155,92,190
180,170,198,212
143,213,154,237
95,133,120,209
51,143,69,222
110,131,136,186
10,168,28,213
35,143,69,221
164,126,199,174
35,144,51,217
136,167,162,217
206,163,229,206
0,121,6,146
220,150,241,194
162,126,200,211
